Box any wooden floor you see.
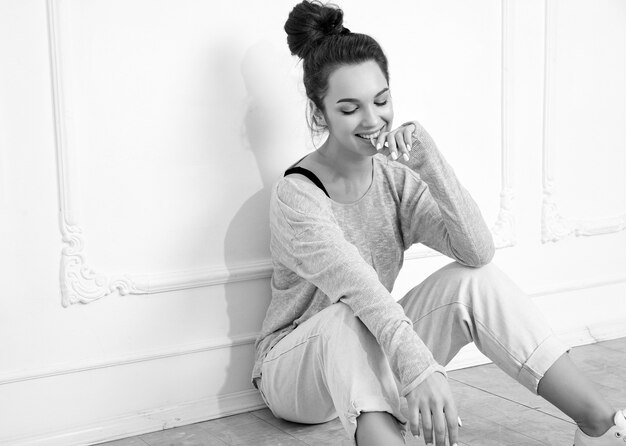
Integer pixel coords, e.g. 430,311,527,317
98,337,626,446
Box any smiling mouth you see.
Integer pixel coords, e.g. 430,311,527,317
355,127,385,143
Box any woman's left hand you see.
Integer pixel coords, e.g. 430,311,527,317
374,122,417,162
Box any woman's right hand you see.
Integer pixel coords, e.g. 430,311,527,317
406,371,459,446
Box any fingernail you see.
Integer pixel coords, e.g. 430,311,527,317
384,141,389,147
391,152,398,160
376,142,382,150
403,153,409,161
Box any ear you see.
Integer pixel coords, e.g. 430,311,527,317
312,106,327,126
308,100,328,128
316,111,327,126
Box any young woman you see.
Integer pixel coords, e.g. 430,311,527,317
251,1,625,445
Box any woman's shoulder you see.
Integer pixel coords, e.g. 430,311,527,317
272,172,332,217
285,153,333,196
291,151,318,171
275,152,331,204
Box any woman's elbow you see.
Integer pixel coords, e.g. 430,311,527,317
476,245,495,266
457,238,495,268
470,237,496,267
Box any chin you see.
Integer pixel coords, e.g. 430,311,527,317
353,146,378,159
364,146,379,156
353,138,379,156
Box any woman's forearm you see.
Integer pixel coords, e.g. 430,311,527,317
405,122,495,266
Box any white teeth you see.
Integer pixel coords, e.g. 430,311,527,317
356,129,382,140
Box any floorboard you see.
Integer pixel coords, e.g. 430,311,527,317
96,338,626,446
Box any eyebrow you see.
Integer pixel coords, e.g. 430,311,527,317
336,87,389,104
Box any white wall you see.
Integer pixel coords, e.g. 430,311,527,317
0,0,624,444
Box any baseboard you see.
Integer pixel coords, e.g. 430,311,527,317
4,321,625,446
557,318,626,348
3,390,266,446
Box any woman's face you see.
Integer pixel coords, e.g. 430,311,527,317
319,60,394,157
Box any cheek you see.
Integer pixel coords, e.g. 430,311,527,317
384,103,394,120
334,116,358,135
383,108,394,129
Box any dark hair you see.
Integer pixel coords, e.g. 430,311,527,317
284,0,390,135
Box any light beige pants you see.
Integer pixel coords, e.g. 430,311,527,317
256,261,569,444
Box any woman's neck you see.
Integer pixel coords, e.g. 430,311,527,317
316,137,372,181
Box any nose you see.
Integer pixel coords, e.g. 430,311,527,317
361,104,379,127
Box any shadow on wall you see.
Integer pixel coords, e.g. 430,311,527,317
221,40,305,408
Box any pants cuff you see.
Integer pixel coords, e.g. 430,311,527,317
517,333,570,394
342,398,411,445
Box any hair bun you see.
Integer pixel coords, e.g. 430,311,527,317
284,1,347,59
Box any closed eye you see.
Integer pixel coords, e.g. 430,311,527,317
341,100,388,115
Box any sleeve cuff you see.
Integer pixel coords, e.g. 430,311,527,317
400,363,448,397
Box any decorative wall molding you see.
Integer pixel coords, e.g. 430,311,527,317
541,0,626,243
491,0,517,249
49,0,515,305
524,272,626,299
408,0,516,260
4,271,625,387
48,0,275,305
0,332,258,386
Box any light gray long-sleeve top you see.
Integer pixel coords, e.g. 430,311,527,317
252,123,495,396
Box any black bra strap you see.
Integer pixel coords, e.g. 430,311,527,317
284,166,330,198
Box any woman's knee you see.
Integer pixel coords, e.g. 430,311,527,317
442,260,501,280
432,261,530,312
443,261,516,291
